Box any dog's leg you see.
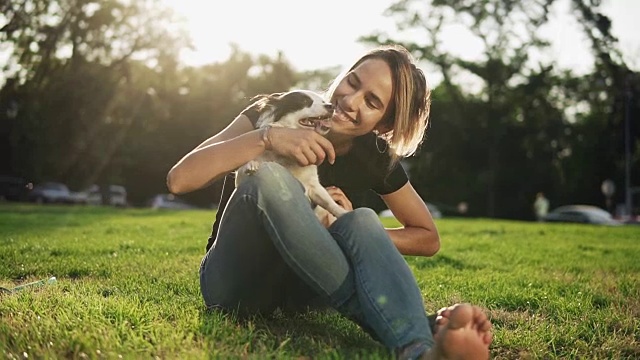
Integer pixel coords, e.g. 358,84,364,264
308,184,348,218
314,206,337,226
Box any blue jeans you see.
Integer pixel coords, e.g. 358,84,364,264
199,162,433,351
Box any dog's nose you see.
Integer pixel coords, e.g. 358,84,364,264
324,103,334,111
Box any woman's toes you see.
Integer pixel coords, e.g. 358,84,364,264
446,303,474,329
483,330,493,345
434,305,453,327
436,306,451,317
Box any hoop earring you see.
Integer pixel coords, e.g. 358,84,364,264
375,136,388,154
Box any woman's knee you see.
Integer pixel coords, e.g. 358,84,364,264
330,208,397,260
346,208,384,232
331,208,387,243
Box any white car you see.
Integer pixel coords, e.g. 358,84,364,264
85,185,128,207
148,194,198,210
543,205,622,226
28,182,72,204
68,190,89,204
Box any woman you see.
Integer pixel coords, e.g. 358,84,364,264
167,45,492,359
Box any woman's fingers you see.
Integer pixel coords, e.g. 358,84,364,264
315,136,335,164
304,132,335,165
309,142,327,165
300,148,318,166
270,128,335,166
326,186,353,211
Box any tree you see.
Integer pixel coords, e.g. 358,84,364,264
0,0,188,189
558,0,640,214
360,0,638,219
362,0,571,218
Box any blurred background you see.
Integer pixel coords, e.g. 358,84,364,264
0,0,638,223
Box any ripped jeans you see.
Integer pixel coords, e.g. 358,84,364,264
199,162,433,350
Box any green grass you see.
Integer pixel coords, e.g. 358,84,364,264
1,204,639,359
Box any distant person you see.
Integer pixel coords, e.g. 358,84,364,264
533,192,550,221
168,45,492,359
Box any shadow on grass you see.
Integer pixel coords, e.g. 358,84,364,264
411,254,468,270
199,307,388,359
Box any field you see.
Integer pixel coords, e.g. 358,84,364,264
1,204,639,359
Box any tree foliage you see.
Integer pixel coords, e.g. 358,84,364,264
361,0,639,219
0,0,321,207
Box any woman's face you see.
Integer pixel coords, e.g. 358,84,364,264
330,58,393,137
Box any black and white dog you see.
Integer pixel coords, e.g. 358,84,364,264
235,90,348,219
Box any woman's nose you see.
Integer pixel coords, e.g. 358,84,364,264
341,92,361,111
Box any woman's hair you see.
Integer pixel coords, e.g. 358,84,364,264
325,44,431,166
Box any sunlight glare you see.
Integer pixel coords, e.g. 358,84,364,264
160,0,640,74
161,0,396,70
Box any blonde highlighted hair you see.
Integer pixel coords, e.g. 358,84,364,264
325,45,431,166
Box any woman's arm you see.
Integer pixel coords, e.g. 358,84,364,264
322,183,439,256
167,114,261,194
167,114,336,195
381,182,440,257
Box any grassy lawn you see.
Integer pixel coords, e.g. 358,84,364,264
1,203,639,359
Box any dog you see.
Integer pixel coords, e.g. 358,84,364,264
235,90,348,220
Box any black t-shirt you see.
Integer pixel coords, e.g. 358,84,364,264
205,108,409,251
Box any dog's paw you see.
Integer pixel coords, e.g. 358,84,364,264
314,206,337,228
333,207,349,217
244,160,260,174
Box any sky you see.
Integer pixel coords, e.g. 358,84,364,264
163,0,639,82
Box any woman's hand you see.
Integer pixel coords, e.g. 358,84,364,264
326,186,353,211
317,186,353,228
269,127,336,166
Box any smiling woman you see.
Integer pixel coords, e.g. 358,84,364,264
159,0,395,70
166,43,494,359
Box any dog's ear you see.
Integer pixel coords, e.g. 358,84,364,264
249,94,269,103
260,92,284,111
249,92,283,112
250,92,284,103
255,92,285,108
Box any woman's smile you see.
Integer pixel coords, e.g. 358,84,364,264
332,103,358,125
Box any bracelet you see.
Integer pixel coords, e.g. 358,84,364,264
261,125,273,151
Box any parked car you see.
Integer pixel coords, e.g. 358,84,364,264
543,205,622,226
379,202,443,219
68,189,89,204
27,182,72,204
85,185,128,207
148,194,198,210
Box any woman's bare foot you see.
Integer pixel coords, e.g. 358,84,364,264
423,303,492,360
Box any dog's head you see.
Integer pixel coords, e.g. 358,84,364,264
250,90,334,135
